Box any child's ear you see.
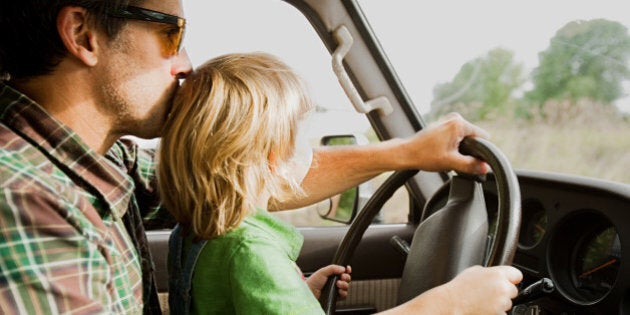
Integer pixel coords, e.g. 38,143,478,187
268,149,289,177
267,150,278,173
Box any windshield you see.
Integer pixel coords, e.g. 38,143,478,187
360,0,630,184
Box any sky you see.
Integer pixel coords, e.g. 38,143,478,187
182,0,630,114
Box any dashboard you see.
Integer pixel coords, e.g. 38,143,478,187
488,170,630,314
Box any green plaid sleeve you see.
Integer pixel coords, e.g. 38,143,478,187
0,163,143,314
109,139,176,230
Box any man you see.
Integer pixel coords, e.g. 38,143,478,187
0,1,520,314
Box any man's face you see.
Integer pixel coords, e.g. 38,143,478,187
95,0,192,139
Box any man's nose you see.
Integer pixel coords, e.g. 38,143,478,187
172,47,193,78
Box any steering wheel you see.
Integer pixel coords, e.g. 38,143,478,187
318,137,521,314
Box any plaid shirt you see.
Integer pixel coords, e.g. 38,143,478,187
0,82,166,314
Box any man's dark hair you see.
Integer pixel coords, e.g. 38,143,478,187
0,0,134,80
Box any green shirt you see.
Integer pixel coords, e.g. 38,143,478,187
188,209,323,315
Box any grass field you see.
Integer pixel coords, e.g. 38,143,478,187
477,104,630,184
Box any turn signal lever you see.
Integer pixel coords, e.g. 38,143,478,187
513,278,555,305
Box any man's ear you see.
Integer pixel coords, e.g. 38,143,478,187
57,6,99,66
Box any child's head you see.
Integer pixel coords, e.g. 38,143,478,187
158,52,314,239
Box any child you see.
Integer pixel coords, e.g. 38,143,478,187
158,52,522,315
159,52,351,314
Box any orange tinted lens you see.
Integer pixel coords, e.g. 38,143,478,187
162,24,184,56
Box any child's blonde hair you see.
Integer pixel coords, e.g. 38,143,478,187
158,52,314,239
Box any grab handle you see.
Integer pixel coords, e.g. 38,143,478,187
331,25,392,116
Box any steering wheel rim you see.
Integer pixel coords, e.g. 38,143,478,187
318,137,521,314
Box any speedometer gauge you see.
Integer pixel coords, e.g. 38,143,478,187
573,227,621,302
548,211,622,305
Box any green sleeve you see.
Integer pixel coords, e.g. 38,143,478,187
229,237,324,315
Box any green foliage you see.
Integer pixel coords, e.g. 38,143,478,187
527,19,630,106
431,48,526,121
430,19,630,122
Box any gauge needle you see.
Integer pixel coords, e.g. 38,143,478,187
534,223,545,234
579,258,618,278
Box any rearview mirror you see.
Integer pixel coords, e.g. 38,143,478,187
317,134,368,224
317,187,358,223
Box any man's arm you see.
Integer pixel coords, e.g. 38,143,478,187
277,113,489,209
379,265,522,315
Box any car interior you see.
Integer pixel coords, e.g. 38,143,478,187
147,1,630,314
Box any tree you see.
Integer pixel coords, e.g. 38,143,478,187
527,19,630,106
431,48,525,121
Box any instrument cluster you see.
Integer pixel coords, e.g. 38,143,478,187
506,172,630,314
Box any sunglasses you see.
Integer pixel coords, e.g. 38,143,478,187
108,6,186,56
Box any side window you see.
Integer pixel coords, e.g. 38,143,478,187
168,0,409,227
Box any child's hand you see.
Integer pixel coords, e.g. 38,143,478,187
306,264,352,299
